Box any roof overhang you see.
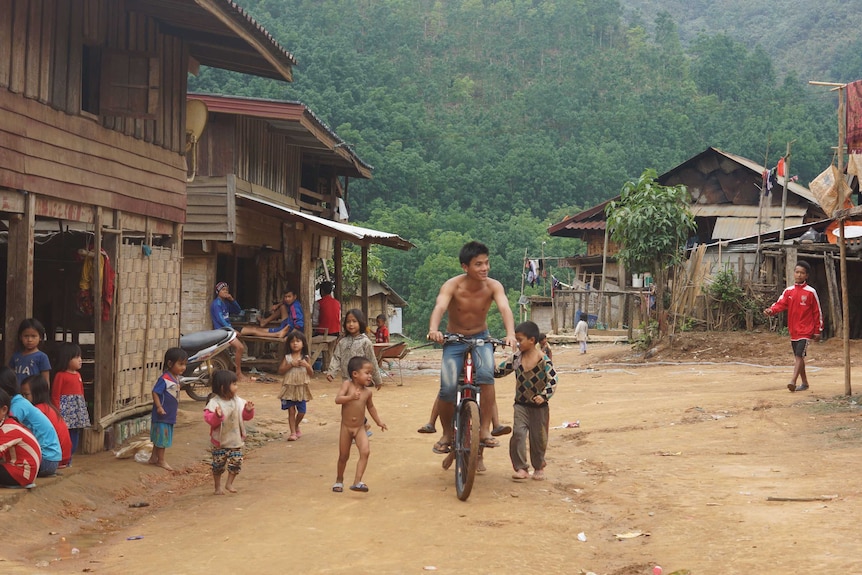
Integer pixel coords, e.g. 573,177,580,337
190,94,372,178
237,193,413,250
126,0,295,81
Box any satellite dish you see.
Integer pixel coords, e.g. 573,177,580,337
185,99,208,182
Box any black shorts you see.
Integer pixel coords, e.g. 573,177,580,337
790,339,809,358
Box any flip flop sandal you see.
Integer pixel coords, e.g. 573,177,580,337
491,425,512,436
417,423,437,434
350,482,369,492
287,434,298,441
432,440,451,454
332,482,344,492
481,437,500,448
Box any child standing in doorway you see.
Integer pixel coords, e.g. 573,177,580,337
149,348,188,471
277,330,313,441
204,370,255,495
332,357,387,493
764,260,823,392
327,309,382,389
495,321,558,481
51,343,91,463
9,318,51,385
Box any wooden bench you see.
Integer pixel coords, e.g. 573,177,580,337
311,334,338,371
238,334,286,370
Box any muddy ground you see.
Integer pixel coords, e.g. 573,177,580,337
2,330,861,574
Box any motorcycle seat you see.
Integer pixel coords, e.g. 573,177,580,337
180,328,234,354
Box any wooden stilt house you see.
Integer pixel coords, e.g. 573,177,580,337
0,0,295,450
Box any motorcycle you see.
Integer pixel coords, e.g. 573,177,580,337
179,327,237,401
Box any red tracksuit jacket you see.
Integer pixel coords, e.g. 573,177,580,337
768,282,823,341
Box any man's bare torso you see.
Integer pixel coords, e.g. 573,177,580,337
444,274,498,336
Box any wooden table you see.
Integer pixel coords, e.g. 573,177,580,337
311,334,338,371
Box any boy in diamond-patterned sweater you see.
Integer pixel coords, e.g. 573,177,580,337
495,321,557,481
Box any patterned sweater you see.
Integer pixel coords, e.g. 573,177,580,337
495,352,557,406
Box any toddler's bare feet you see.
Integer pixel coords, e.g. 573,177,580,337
477,457,486,473
156,461,174,471
532,469,546,481
214,489,224,495
225,485,237,493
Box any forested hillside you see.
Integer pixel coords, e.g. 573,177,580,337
189,0,840,338
624,0,862,81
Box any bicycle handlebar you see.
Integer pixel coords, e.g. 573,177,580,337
440,333,507,347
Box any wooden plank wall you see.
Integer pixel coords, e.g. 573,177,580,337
234,116,302,199
185,177,234,240
0,0,190,221
235,205,283,247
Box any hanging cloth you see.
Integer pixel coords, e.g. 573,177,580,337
77,248,115,320
846,80,862,153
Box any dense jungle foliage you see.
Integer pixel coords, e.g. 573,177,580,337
190,0,848,338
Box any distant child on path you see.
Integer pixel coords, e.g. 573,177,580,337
149,348,188,471
574,318,589,354
327,309,382,389
495,321,558,481
538,332,553,361
764,260,823,392
22,375,72,468
332,357,387,493
9,318,51,384
51,343,91,461
277,330,313,441
204,370,255,495
375,313,390,343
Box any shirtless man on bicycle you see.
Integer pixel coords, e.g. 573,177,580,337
427,241,518,454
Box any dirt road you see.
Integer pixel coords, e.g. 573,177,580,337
3,332,862,574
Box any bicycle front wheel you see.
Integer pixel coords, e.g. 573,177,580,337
455,400,481,501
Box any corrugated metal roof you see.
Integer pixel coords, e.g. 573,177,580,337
712,216,804,240
691,204,807,217
236,193,414,250
190,93,372,177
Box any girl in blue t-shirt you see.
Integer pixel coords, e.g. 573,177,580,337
149,348,188,471
9,318,51,385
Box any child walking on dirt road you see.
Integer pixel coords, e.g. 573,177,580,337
495,321,557,481
764,260,823,392
332,357,387,493
204,370,255,495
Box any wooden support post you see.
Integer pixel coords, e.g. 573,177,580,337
5,191,34,363
824,252,842,338
334,238,343,303
361,245,369,321
300,230,313,342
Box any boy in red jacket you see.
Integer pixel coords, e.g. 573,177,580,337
764,261,823,392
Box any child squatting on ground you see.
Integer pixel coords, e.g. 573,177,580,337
204,370,255,495
763,260,823,393
332,357,387,493
149,347,188,471
495,321,558,481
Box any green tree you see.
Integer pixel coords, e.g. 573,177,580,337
605,169,696,335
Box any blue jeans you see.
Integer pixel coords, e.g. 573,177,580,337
438,331,495,403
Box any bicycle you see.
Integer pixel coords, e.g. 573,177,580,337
438,333,505,501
